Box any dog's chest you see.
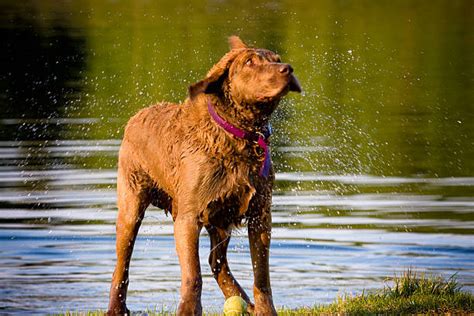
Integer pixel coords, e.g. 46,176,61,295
198,165,258,228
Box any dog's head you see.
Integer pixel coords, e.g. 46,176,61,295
189,36,301,112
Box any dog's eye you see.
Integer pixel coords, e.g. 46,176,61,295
245,58,253,66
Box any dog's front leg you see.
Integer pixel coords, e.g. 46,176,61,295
174,212,203,316
248,210,277,316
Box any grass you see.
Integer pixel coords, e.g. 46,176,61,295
280,270,474,315
58,270,474,315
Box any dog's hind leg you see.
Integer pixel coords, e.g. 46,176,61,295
107,168,150,315
206,225,254,311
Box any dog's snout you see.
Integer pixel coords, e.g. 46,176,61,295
279,64,293,75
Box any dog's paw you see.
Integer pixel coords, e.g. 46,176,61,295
253,295,277,316
106,306,130,316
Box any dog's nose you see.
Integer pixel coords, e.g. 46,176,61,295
279,64,293,74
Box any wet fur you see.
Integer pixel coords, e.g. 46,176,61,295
107,36,300,316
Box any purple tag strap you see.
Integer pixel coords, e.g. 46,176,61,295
207,99,272,177
257,138,271,177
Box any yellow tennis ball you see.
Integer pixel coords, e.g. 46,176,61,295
223,295,247,316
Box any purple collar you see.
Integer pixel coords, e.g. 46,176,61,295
207,99,272,178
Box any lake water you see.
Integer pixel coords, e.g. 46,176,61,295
0,1,473,314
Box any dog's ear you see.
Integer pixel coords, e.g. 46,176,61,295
188,73,224,100
188,49,242,100
228,35,248,49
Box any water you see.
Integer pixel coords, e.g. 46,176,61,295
1,1,473,314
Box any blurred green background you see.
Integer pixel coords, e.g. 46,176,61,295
2,0,472,178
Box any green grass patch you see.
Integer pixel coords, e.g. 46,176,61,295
281,270,474,315
57,270,474,315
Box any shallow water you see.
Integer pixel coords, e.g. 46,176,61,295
1,1,473,314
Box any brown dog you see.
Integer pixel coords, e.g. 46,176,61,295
107,36,301,316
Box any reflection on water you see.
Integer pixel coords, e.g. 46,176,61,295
0,0,473,314
0,164,473,314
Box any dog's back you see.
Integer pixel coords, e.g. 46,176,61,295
118,102,182,198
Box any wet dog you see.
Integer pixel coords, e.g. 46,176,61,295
107,36,301,316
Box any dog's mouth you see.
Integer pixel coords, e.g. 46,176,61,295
275,74,303,98
276,74,302,98
288,74,302,93
256,74,303,102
